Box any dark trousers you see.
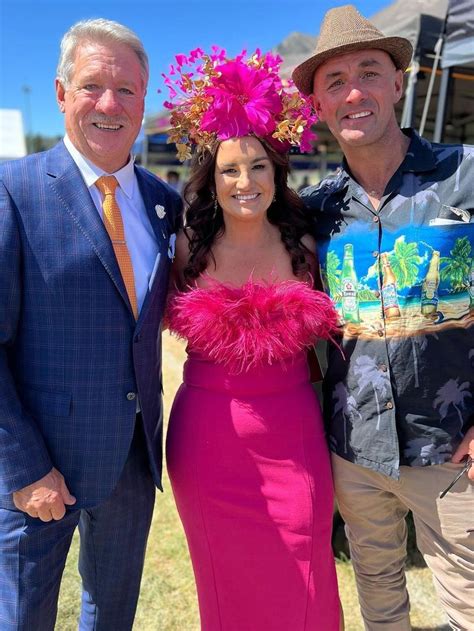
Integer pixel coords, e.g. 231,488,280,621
0,420,156,631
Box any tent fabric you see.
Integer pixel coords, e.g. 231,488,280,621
441,0,474,68
371,0,447,51
278,0,449,78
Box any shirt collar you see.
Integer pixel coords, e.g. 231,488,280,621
63,134,136,199
398,128,437,173
339,128,437,178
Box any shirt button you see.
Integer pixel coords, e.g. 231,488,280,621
379,364,388,372
377,329,384,337
373,216,380,223
126,392,136,401
386,401,394,409
374,290,381,298
373,251,379,258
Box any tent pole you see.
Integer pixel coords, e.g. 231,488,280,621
401,59,419,129
419,36,444,137
433,67,451,143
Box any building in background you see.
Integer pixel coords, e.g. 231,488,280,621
0,109,27,162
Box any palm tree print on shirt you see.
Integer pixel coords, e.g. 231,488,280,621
389,236,424,289
354,355,391,430
403,437,453,465
332,381,362,453
323,251,342,300
433,378,472,433
389,334,429,389
440,236,472,292
365,236,423,289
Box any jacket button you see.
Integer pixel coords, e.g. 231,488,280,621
126,392,136,401
386,401,394,409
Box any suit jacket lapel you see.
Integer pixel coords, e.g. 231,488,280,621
137,168,170,243
45,143,133,315
135,168,171,324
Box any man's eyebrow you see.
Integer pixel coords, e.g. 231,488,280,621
324,71,343,80
323,58,383,80
359,58,383,68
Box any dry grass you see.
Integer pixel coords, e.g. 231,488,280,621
56,333,449,630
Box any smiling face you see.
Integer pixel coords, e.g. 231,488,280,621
311,49,404,152
214,136,275,224
56,40,146,172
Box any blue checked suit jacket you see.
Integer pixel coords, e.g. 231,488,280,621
0,141,182,508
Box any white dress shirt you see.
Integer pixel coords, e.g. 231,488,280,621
63,135,159,315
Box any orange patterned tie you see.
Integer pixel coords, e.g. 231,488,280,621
95,176,138,319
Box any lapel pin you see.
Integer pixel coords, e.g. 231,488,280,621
155,204,166,219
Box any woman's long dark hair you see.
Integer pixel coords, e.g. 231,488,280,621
182,138,313,283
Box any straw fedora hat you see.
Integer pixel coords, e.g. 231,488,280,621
292,5,413,95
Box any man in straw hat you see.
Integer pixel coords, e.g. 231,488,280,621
293,5,474,630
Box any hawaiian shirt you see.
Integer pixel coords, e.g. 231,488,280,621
302,130,474,478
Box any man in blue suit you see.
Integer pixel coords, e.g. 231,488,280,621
0,18,182,630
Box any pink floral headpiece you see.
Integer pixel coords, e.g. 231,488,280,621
162,46,317,162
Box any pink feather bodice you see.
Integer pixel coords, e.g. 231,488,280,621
167,279,339,373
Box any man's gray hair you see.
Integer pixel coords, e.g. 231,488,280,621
57,18,149,87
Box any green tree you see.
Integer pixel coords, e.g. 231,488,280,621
389,236,423,289
324,250,342,299
440,236,472,292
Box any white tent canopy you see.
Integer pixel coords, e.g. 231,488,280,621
441,0,474,68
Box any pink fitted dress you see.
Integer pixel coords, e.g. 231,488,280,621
166,279,340,631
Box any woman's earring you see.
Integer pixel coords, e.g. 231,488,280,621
272,191,277,204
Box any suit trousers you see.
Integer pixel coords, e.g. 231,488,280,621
0,418,156,631
332,453,474,631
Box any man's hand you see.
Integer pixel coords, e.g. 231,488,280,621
451,426,474,481
13,468,76,521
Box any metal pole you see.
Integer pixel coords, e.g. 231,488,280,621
22,85,32,153
433,67,451,143
401,60,419,129
419,36,444,137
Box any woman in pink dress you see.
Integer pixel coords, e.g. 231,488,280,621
164,48,342,631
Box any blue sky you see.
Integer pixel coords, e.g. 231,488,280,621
0,0,389,137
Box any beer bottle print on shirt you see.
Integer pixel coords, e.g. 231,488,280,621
381,253,401,319
341,244,360,323
421,250,440,317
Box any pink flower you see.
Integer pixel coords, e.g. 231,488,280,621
189,47,204,61
175,54,188,67
200,60,283,139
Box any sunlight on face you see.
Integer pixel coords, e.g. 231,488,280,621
312,49,403,150
56,40,146,172
214,136,275,224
